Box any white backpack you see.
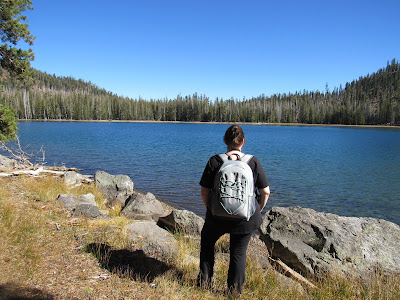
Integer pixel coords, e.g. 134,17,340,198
210,153,256,221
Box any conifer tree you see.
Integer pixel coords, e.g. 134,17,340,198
0,0,35,79
0,0,35,142
0,104,17,142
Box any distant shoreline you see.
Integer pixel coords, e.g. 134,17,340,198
18,119,400,129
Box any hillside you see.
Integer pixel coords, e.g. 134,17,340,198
0,59,399,125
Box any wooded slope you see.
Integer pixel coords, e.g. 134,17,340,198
1,59,399,125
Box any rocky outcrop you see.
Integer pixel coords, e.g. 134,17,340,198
158,209,204,236
94,171,134,207
57,193,105,219
121,191,166,221
126,221,178,260
259,206,400,278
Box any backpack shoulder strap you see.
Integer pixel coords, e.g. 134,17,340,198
240,154,253,164
217,153,229,162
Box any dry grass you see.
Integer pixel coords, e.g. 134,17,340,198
1,175,399,299
0,176,149,299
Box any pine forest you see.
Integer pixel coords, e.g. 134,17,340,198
1,59,399,126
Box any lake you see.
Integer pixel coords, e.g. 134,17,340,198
8,121,400,225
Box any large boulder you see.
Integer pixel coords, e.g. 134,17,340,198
158,209,204,236
94,171,134,207
259,206,400,278
121,191,166,221
126,221,178,260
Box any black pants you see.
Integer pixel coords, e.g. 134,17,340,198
198,221,252,294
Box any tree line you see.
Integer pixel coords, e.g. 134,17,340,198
1,59,399,125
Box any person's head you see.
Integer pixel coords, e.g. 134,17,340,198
224,125,245,151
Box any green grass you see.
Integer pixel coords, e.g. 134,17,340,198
0,175,399,299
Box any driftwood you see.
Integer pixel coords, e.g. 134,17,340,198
0,140,88,180
248,238,316,289
268,256,317,289
0,166,61,177
1,135,84,178
0,167,60,176
0,166,93,184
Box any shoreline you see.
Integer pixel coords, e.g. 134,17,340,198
18,119,400,129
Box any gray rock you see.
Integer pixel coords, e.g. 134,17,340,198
72,204,105,219
94,171,134,207
158,209,204,236
259,206,400,278
78,193,97,206
126,221,178,260
57,194,82,209
57,193,104,219
57,193,97,208
121,191,165,221
0,154,16,169
64,171,81,186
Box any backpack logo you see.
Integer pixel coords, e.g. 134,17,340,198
210,154,256,221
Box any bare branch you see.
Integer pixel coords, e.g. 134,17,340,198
39,145,46,165
0,135,36,168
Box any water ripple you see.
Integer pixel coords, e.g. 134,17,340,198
7,122,400,225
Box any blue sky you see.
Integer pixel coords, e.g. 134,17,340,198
25,0,399,100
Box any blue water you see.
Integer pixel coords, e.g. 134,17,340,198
7,122,400,225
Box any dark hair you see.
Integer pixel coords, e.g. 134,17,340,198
224,125,245,150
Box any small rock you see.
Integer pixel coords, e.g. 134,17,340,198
72,204,105,219
78,193,97,206
57,193,97,208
